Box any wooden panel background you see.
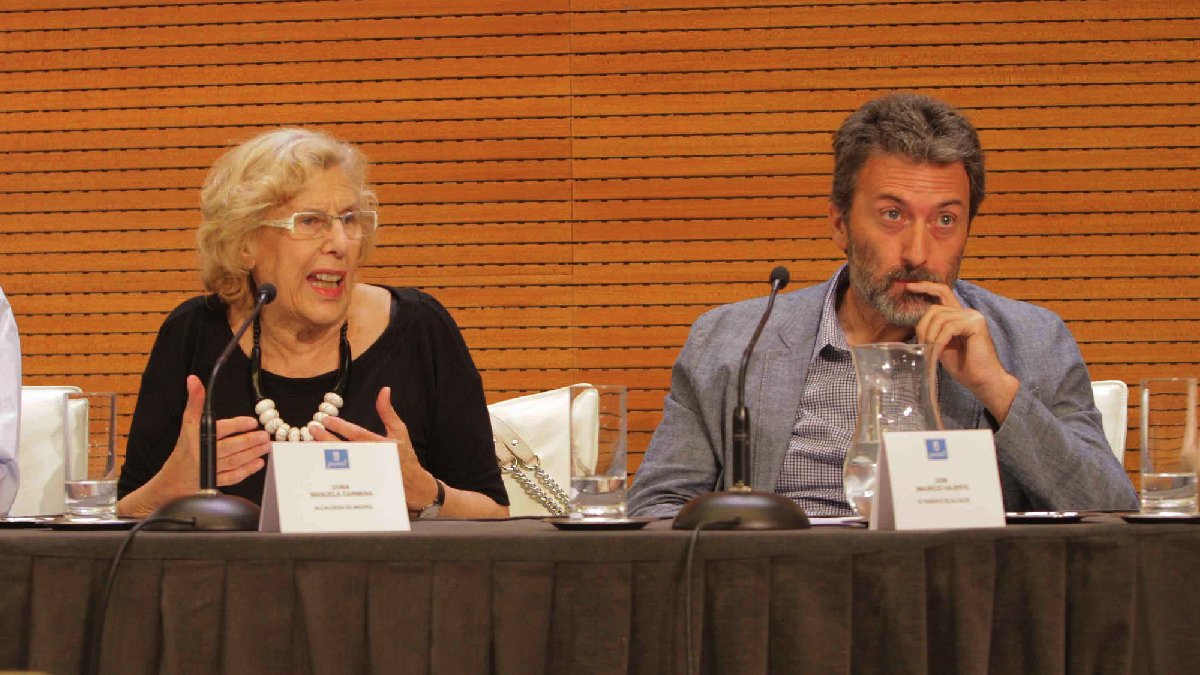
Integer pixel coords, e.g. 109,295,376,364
2,0,1198,489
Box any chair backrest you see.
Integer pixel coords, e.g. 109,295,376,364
10,385,83,517
1091,380,1129,464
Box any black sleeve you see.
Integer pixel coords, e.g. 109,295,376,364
410,291,509,507
117,305,197,499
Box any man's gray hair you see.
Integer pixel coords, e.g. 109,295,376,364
831,93,986,222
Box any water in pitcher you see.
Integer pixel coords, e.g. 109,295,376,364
843,343,943,520
844,442,880,519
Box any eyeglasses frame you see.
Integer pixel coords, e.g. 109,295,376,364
259,210,379,240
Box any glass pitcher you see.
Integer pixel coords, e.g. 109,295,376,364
843,343,944,518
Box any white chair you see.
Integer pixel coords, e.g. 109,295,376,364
9,385,84,517
1091,380,1129,464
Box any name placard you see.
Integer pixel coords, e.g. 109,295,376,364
260,442,409,533
869,430,1005,531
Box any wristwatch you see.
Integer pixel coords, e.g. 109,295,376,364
418,479,446,519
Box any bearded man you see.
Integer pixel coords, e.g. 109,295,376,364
628,93,1138,517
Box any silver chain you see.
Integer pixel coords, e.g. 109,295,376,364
501,458,571,516
531,462,571,508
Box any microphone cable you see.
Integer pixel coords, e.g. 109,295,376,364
87,516,198,675
684,518,739,675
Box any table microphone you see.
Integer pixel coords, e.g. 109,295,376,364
672,267,810,530
146,283,276,531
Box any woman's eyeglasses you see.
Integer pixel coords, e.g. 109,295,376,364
259,211,378,240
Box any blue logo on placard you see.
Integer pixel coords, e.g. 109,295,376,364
926,439,948,460
324,449,350,469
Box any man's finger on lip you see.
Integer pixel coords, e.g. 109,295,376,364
906,281,949,300
904,286,943,305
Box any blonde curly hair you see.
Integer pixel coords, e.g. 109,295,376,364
197,128,379,309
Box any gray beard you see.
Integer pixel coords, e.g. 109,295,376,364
846,239,949,327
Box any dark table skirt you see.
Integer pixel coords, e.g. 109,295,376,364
1,518,1198,674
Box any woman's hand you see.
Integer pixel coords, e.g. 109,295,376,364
312,386,440,511
119,375,272,516
313,387,508,517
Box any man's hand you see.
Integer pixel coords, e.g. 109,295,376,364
907,281,1021,425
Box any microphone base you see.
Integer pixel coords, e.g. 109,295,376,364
144,491,261,531
672,490,810,530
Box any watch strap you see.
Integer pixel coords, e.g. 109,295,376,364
418,479,445,519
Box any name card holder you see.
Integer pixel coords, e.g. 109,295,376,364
870,430,1005,531
260,442,409,533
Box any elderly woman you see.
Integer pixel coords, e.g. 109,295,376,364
118,128,509,518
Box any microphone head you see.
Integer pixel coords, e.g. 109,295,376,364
769,266,790,290
258,283,277,304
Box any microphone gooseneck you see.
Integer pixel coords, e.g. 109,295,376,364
199,283,276,489
147,283,278,531
731,267,790,488
671,266,808,530
736,267,790,408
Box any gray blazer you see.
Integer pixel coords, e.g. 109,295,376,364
628,272,1139,516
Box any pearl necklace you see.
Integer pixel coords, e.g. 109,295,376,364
250,317,351,442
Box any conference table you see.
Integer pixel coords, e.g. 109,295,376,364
1,516,1198,675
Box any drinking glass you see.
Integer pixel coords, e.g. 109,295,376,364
1139,377,1199,515
568,385,628,519
63,392,118,520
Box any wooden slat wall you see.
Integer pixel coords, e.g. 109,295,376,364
2,0,1197,488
